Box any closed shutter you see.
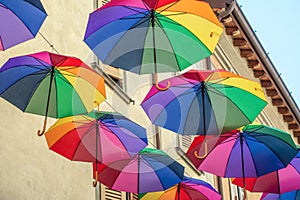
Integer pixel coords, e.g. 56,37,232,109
130,193,138,200
101,0,110,6
104,187,122,200
182,135,192,149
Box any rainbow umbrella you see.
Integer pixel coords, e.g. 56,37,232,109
141,69,267,137
84,0,223,90
0,51,106,135
186,123,298,198
45,110,148,186
232,149,300,194
139,177,221,200
93,148,184,193
0,0,47,50
186,124,297,177
261,190,300,200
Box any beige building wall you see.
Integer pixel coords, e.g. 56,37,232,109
0,1,97,200
0,1,298,200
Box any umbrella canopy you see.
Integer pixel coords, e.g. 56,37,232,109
45,110,148,164
261,190,300,200
186,124,298,179
0,0,47,50
84,0,223,89
232,149,300,194
93,148,184,193
0,51,106,135
139,177,221,200
141,69,267,136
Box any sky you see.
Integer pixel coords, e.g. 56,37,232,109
237,0,300,108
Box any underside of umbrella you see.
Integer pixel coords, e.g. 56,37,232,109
84,0,223,74
0,0,47,50
93,148,184,193
141,70,267,135
0,51,106,135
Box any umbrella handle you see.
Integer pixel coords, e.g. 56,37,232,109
243,187,247,200
155,73,170,91
93,171,98,187
194,140,208,159
37,118,47,136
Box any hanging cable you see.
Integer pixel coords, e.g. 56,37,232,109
39,32,60,54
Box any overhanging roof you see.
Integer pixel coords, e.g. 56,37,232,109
217,3,300,142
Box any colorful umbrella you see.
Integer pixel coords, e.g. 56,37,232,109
84,0,223,90
93,148,184,193
0,51,106,135
45,110,148,186
232,149,300,194
186,123,298,179
261,190,300,200
0,0,47,50
139,177,221,200
141,69,267,137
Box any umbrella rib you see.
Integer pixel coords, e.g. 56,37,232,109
157,0,181,14
163,12,187,17
157,16,187,27
154,14,181,71
223,138,240,177
247,133,295,168
154,14,211,70
242,126,265,134
159,3,223,30
71,125,98,161
0,70,49,95
56,66,80,71
98,121,133,153
101,15,150,68
244,133,295,177
276,170,281,193
23,0,46,13
0,3,7,8
1,71,50,107
4,64,49,71
49,56,69,68
142,157,176,190
149,86,200,124
205,77,231,86
127,16,150,30
202,84,221,135
122,5,149,14
181,84,206,135
242,136,261,178
54,71,58,117
206,85,253,123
